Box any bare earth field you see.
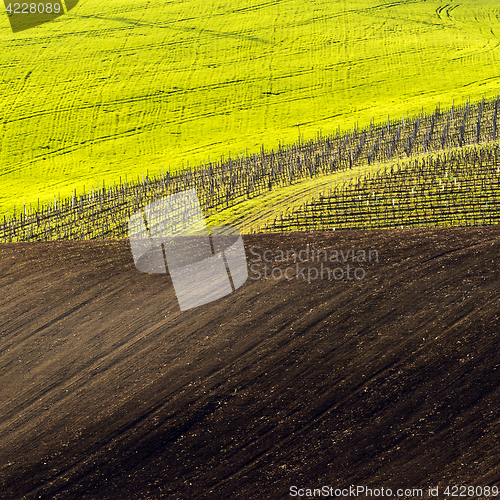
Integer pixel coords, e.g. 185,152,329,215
1,228,500,499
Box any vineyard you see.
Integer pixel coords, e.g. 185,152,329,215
264,145,500,232
1,95,500,242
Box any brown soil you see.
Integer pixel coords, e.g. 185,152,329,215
1,227,500,499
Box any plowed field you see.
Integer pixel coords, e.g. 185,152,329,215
1,227,500,498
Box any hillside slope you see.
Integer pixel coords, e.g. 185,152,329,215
3,0,500,215
1,228,500,499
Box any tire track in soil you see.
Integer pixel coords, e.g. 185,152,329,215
211,162,406,233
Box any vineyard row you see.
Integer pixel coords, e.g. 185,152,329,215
2,95,500,241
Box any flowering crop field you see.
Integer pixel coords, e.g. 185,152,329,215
1,0,500,217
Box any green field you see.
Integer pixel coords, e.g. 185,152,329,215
2,0,500,217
